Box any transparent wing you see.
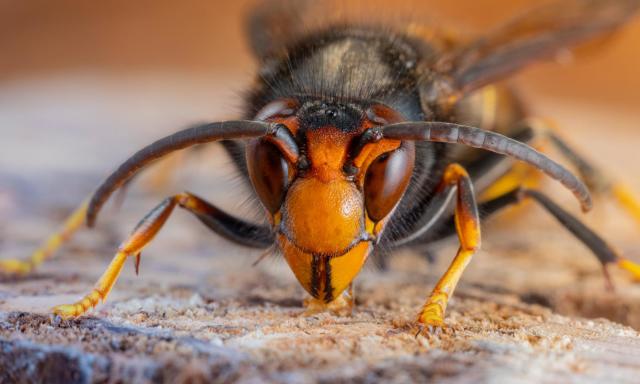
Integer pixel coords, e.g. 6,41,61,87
245,0,315,60
443,0,640,93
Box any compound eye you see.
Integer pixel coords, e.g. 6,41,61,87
247,139,291,214
364,143,415,222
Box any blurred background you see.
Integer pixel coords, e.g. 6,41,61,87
2,0,639,97
1,0,638,176
1,0,638,166
1,0,640,332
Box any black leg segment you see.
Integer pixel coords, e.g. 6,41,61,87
177,192,274,248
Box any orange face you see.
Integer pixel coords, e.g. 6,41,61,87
246,99,415,303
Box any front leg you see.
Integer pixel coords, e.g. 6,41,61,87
1,185,274,279
0,200,88,276
417,163,480,332
52,192,273,318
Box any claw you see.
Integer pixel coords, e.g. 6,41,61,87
415,300,446,337
414,321,445,338
52,304,82,319
428,324,444,336
51,289,103,319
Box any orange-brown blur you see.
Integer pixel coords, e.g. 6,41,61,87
1,0,639,109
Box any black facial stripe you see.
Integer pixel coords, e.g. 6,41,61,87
323,257,333,302
295,128,310,173
310,255,320,299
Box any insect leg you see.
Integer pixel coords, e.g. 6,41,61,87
518,188,640,283
2,121,276,277
474,125,543,202
0,199,89,276
533,119,640,228
475,118,640,229
417,163,480,331
51,192,273,318
421,187,640,284
0,187,272,277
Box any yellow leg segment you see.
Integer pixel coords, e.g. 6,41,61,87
610,181,640,280
0,200,88,276
618,258,640,281
479,160,542,203
533,120,640,278
531,119,640,230
611,183,640,228
52,251,128,318
483,118,640,281
52,192,201,318
417,164,481,331
480,120,547,203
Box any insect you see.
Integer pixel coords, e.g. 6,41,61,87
2,0,640,334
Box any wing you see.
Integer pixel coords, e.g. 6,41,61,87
245,0,315,61
440,0,640,94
